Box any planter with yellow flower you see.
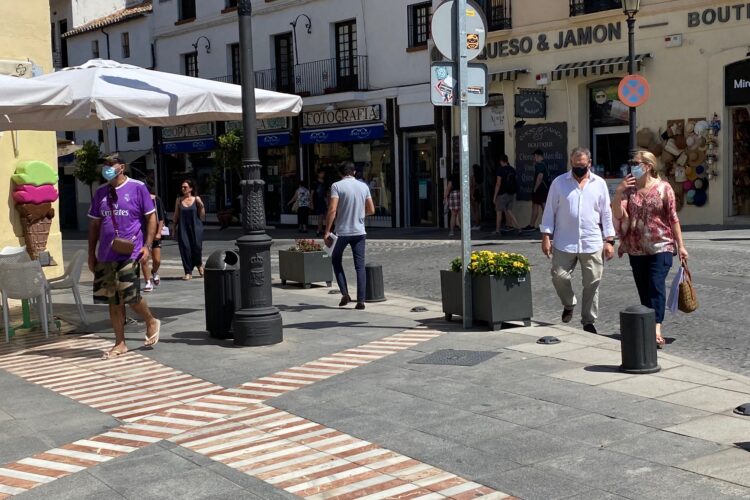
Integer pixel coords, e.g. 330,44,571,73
279,239,333,288
440,250,532,330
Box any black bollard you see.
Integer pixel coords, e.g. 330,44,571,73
364,264,386,302
619,304,660,374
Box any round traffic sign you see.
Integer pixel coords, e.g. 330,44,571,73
618,74,650,108
431,0,487,62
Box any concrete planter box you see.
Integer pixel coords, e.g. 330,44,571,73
279,250,332,288
440,270,533,331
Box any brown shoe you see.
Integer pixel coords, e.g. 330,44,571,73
338,294,351,307
355,302,365,310
562,307,574,323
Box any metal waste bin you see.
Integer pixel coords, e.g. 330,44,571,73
204,249,241,339
365,263,386,302
619,304,660,374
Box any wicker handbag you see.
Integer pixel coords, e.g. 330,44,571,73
678,263,698,313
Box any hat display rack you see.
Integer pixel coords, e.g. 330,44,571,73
638,113,720,210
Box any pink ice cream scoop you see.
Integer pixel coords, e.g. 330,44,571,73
12,184,59,204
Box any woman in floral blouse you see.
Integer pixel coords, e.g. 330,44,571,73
613,150,689,348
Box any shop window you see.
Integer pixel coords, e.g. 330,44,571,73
570,0,622,16
335,20,358,91
92,40,99,59
121,32,130,59
230,43,241,84
408,2,431,48
226,0,238,7
732,106,750,215
589,80,629,178
127,127,140,142
184,51,198,77
475,0,512,31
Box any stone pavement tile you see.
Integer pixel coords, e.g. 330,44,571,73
598,375,699,399
680,448,750,488
0,409,11,423
118,468,248,499
415,413,525,444
594,397,712,429
665,414,750,445
484,397,588,429
467,427,588,465
605,430,728,466
710,379,750,395
549,413,653,447
658,386,750,413
313,413,412,443
606,465,750,499
550,366,636,386
505,341,585,356
655,365,730,385
546,346,625,366
12,471,124,499
560,490,629,499
535,448,661,490
476,465,592,500
205,461,296,499
17,411,120,447
0,433,55,467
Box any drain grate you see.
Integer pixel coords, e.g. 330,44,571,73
409,349,499,366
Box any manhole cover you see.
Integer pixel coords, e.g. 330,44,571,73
409,349,498,366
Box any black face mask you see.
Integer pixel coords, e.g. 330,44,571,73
572,166,588,178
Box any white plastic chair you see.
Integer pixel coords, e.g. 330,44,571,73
0,261,51,342
47,249,88,326
0,246,30,265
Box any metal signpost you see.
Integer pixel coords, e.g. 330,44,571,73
431,0,487,328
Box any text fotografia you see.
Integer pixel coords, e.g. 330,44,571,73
303,105,381,127
688,4,750,27
481,22,621,59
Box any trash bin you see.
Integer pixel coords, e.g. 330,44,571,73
365,263,386,302
619,304,660,374
204,249,241,339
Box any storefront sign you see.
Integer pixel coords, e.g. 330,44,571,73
302,105,381,128
726,59,750,106
162,122,213,140
226,117,289,132
514,89,546,118
258,132,291,148
300,123,385,144
161,138,217,154
688,4,750,27
481,22,621,60
514,122,568,201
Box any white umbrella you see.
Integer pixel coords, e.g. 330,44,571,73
0,59,302,131
0,74,73,112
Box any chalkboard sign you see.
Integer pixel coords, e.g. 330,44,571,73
514,122,568,201
514,89,546,119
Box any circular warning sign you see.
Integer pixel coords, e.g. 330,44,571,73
618,75,650,108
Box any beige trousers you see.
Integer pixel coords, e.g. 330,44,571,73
550,248,604,326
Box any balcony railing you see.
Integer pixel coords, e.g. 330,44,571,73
570,0,622,16
475,0,512,31
211,56,368,97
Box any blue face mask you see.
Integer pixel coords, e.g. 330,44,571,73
631,164,646,180
102,166,118,181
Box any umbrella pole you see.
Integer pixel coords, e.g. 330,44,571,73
102,123,112,154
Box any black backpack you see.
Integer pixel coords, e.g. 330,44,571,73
504,168,518,195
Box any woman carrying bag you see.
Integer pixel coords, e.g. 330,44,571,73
173,179,205,280
613,150,689,348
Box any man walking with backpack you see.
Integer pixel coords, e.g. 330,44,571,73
493,155,521,235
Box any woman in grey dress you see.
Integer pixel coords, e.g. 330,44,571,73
173,179,205,280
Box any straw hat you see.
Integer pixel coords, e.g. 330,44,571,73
687,149,706,167
649,142,663,157
674,134,688,150
661,150,675,164
685,165,698,181
637,128,655,148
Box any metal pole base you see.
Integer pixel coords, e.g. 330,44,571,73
233,307,282,346
620,364,661,375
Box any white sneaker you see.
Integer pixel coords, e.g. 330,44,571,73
144,280,153,292
471,225,481,230
153,273,160,286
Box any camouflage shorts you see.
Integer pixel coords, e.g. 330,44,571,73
93,260,141,305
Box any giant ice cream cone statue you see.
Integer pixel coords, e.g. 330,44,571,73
12,161,59,260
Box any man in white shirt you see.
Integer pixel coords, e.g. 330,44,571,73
540,147,615,334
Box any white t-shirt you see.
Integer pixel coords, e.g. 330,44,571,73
330,177,371,236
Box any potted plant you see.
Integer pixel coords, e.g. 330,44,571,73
441,250,533,330
279,239,333,288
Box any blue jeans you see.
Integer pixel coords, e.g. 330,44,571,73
331,234,366,303
628,252,673,324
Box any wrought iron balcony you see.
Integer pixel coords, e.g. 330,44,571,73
475,0,512,31
570,0,622,16
212,56,368,97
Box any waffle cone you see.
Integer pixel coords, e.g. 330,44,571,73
21,217,52,260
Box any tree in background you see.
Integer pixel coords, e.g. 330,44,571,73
73,140,101,198
214,128,243,213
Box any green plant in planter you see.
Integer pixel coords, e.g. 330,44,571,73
287,239,322,252
450,250,531,277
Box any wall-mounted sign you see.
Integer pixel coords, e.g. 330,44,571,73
302,105,381,128
162,122,213,140
161,138,217,154
226,117,289,132
300,123,385,144
688,4,750,27
726,58,750,106
515,122,567,201
481,22,622,60
514,89,546,118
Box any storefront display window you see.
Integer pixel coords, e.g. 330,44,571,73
164,152,217,213
731,106,750,216
590,80,629,178
260,146,298,221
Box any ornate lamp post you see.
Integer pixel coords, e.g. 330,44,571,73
233,0,283,346
623,0,641,161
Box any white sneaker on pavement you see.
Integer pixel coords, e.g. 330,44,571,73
144,280,153,292
153,273,160,286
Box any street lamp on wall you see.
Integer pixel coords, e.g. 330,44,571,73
289,14,312,65
192,35,211,54
623,0,641,161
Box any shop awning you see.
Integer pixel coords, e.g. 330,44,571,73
300,123,385,145
489,68,528,82
551,53,652,81
259,131,291,148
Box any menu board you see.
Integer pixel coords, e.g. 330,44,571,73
514,122,568,201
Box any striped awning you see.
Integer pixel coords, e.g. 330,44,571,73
489,68,528,82
551,53,652,81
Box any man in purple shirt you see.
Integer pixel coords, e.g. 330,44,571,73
88,154,160,359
